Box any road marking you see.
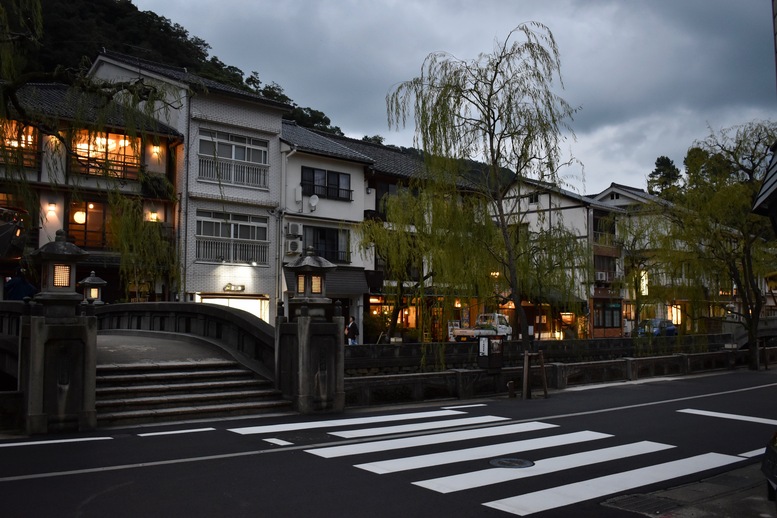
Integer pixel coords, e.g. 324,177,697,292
227,409,466,435
0,437,113,448
264,438,293,446
677,408,777,426
414,441,675,493
441,404,487,409
739,447,765,458
306,421,559,459
482,452,742,516
137,428,215,437
330,415,509,438
355,430,612,474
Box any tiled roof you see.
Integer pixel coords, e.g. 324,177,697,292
99,50,293,112
310,131,423,180
281,121,373,164
8,82,181,137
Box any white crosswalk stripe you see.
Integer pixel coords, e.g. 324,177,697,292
482,452,742,515
329,415,510,438
305,421,558,459
413,440,675,493
355,430,612,474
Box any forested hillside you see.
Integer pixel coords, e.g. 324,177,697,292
19,0,342,133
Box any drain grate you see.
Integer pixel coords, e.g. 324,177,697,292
490,458,535,469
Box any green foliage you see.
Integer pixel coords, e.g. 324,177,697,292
669,120,777,365
106,190,178,300
647,155,681,197
384,23,580,344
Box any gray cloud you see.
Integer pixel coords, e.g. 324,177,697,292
133,0,777,193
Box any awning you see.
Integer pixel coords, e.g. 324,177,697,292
284,266,369,296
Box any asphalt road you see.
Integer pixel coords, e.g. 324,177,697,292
1,369,776,517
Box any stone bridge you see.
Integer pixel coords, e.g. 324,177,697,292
0,301,277,388
724,317,777,347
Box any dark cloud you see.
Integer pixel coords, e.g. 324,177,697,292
133,0,777,193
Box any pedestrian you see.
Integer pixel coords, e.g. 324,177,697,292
346,316,359,345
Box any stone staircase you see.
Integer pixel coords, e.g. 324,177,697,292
96,359,292,426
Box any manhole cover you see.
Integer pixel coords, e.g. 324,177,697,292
490,458,535,468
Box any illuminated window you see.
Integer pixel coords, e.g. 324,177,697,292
296,274,306,294
69,200,110,249
310,275,322,294
1,120,38,167
72,129,141,180
53,264,71,287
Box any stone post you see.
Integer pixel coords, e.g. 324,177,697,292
20,230,97,433
279,247,344,413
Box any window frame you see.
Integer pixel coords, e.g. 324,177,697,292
1,120,39,168
71,129,141,180
301,166,353,201
198,129,268,166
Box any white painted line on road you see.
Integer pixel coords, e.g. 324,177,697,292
137,428,215,437
563,377,678,391
227,409,466,435
677,408,777,426
306,421,559,459
740,447,765,458
264,438,293,446
355,430,612,474
483,452,742,516
441,404,487,409
330,415,509,438
0,437,113,448
414,441,675,493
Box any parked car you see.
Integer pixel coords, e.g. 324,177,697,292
636,318,677,337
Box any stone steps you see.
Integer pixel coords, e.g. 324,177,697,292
95,359,291,426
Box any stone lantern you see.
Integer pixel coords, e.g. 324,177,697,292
284,246,337,320
29,229,89,318
79,271,107,305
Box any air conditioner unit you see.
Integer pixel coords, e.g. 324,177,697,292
287,222,302,237
595,271,607,282
285,238,303,255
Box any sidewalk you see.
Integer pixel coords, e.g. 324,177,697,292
604,462,774,517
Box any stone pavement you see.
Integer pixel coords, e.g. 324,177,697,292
96,333,231,365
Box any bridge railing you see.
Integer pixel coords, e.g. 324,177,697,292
94,302,276,380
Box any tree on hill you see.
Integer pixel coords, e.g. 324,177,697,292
647,155,681,197
18,0,341,133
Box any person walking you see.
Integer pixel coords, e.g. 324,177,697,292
346,316,359,345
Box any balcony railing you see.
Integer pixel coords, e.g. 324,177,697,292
196,237,269,265
594,231,617,247
198,156,268,189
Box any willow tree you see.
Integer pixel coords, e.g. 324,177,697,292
666,121,777,368
360,169,502,341
386,22,578,345
106,191,178,301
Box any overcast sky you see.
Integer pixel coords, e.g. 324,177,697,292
132,0,776,194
